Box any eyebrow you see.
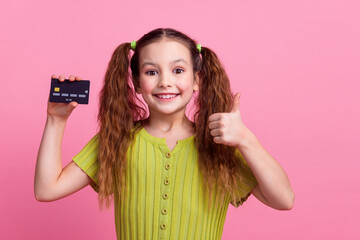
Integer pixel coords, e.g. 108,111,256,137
141,58,188,68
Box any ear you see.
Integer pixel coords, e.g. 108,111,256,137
193,72,200,92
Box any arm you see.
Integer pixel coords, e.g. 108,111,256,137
34,116,93,201
208,92,295,210
34,74,93,202
237,131,295,210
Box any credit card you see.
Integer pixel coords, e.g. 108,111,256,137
49,78,90,104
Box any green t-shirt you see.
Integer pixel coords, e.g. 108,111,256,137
72,126,258,240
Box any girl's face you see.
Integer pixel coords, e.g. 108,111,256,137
137,40,199,118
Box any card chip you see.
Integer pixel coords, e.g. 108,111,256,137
54,87,60,92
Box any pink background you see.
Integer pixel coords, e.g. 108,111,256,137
1,0,359,239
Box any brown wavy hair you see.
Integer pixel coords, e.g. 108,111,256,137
97,28,245,209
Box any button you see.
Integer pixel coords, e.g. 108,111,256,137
160,223,166,230
165,163,171,170
165,152,171,158
161,208,168,215
162,193,168,199
164,178,169,185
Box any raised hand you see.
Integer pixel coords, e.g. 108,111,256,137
208,92,251,149
47,74,81,121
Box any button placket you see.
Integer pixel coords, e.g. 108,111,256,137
159,149,172,239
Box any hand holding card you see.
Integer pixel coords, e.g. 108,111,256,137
47,74,88,121
49,77,90,104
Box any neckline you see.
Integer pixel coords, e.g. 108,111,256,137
138,126,195,147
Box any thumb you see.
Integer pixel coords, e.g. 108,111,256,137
66,101,78,113
231,92,241,113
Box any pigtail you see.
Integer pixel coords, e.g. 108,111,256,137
195,46,243,206
97,43,146,209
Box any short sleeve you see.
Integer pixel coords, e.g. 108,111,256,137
72,134,100,193
230,149,258,208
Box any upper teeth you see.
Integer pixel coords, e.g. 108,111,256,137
157,94,177,99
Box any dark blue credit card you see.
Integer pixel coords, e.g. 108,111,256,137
49,78,90,104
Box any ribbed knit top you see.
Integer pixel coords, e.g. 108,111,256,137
72,126,258,240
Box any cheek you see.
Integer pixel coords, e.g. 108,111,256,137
178,80,195,93
139,81,153,94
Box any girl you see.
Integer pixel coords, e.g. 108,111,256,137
35,28,294,240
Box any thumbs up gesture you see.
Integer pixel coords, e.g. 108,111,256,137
208,93,251,149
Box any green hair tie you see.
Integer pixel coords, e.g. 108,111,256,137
197,43,202,53
131,40,137,50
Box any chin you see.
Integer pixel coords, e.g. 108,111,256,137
153,107,186,116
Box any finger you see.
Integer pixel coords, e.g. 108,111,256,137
231,92,241,113
66,101,78,112
69,75,75,81
75,75,82,81
210,129,222,137
213,136,223,144
71,101,78,108
208,113,222,122
51,74,57,79
208,120,221,129
59,75,65,82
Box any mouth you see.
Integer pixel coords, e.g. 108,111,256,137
153,93,180,100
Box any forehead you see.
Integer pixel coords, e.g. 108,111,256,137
139,40,191,65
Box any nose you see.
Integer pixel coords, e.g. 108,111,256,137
158,72,173,88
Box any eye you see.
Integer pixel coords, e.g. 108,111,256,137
173,68,184,74
145,70,157,76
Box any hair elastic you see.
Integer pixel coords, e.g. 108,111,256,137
197,43,202,53
131,40,137,50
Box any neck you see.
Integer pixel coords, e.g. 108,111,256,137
144,110,194,135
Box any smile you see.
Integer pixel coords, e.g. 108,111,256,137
154,94,180,99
